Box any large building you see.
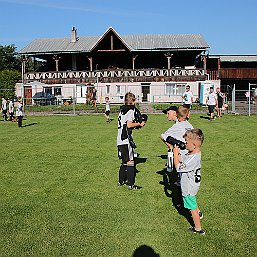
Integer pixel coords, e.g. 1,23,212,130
17,27,257,105
17,27,216,104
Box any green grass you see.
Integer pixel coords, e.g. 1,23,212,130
0,114,256,257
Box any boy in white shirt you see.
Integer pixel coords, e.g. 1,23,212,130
206,87,217,121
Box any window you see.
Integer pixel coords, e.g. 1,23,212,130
176,84,186,95
165,83,186,95
44,87,52,94
106,85,110,94
116,85,121,94
54,87,62,96
165,83,175,95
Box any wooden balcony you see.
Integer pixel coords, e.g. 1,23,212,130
219,68,257,79
24,68,207,84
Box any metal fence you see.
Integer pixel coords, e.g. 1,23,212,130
224,84,257,115
1,84,257,116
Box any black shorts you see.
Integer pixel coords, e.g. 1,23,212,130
208,105,216,114
218,101,223,108
105,110,110,115
117,144,134,163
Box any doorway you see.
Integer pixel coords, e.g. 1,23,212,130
141,86,150,102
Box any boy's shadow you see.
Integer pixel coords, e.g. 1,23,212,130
135,157,147,174
157,167,194,227
200,115,210,120
22,122,38,127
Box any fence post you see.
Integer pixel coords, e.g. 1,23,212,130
73,85,76,115
248,83,251,116
232,84,236,114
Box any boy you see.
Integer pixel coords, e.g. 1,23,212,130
161,105,193,174
206,87,217,121
104,96,111,122
16,99,23,128
117,92,145,190
1,97,8,121
173,129,205,235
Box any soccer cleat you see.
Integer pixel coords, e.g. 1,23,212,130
128,185,142,190
199,211,204,220
118,182,125,186
189,227,205,235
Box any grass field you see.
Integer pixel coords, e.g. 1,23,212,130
0,113,256,257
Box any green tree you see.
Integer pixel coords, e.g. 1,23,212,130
0,44,20,71
0,44,21,100
0,70,20,99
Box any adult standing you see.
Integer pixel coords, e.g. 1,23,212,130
17,99,23,128
206,87,217,121
216,87,225,117
1,97,8,121
182,85,194,109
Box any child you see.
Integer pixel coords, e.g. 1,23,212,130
117,92,145,190
206,87,217,121
161,105,193,174
16,99,23,128
173,129,205,235
104,96,111,122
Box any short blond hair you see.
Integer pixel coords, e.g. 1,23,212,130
177,106,189,119
184,128,204,145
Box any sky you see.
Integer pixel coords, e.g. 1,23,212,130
0,0,257,55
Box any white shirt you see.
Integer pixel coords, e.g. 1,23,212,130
183,91,193,104
207,92,217,105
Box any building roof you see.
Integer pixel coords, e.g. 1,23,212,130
19,27,209,55
209,55,257,62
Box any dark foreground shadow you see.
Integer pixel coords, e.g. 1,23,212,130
22,122,38,127
157,168,194,227
132,245,160,257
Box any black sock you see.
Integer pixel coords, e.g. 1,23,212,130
118,164,127,184
126,165,135,186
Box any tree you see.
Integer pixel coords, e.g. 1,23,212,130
0,70,20,99
0,44,20,71
0,44,21,99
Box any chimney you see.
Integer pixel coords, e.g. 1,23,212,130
71,27,78,43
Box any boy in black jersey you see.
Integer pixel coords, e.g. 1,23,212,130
117,92,145,189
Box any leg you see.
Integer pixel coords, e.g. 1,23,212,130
126,160,135,186
18,116,22,127
118,163,127,185
191,208,202,231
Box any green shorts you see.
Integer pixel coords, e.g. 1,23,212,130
183,195,197,210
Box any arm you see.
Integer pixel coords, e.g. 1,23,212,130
127,120,145,129
160,136,173,150
173,145,181,169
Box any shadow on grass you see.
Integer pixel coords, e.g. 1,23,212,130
22,122,38,127
132,244,160,257
135,157,147,174
157,167,194,227
199,115,210,120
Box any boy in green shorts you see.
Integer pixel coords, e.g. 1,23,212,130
173,128,205,235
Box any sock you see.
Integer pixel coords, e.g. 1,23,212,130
126,165,135,186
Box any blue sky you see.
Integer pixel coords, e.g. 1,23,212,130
0,0,257,55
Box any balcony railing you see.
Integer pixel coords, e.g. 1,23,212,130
218,68,257,79
24,68,206,84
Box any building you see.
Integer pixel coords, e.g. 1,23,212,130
17,27,218,104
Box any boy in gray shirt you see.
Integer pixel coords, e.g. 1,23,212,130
174,128,205,235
